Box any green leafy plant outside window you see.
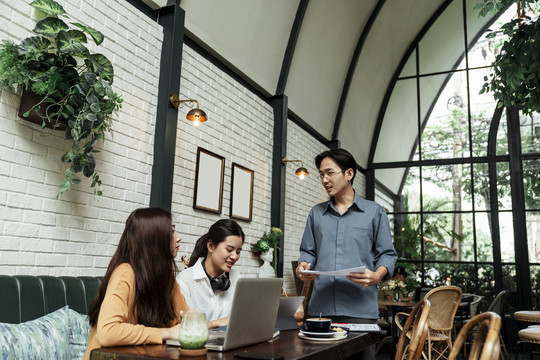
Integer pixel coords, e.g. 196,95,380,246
476,0,540,114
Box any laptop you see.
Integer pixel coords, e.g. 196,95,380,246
275,296,304,330
168,277,283,351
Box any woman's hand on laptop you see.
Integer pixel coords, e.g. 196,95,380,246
208,316,229,329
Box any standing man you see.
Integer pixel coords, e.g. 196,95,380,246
295,148,397,359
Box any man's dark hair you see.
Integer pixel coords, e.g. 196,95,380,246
393,266,408,277
315,148,357,185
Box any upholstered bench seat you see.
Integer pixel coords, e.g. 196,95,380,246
0,275,100,360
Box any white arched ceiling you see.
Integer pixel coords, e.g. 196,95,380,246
338,0,445,169
139,0,499,195
284,0,377,139
179,0,300,94
372,0,496,194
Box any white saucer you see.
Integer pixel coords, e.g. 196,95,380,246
298,331,347,341
299,330,338,338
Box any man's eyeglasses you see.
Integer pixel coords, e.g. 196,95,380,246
319,170,344,180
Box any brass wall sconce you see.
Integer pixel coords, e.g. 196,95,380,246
169,94,208,127
282,157,309,179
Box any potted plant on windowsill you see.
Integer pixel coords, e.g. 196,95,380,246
0,0,122,198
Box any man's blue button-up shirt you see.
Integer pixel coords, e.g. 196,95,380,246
298,193,397,319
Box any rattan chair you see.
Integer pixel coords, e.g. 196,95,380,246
394,299,432,360
423,286,463,360
448,312,501,360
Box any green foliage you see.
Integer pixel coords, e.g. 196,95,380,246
0,0,122,198
393,195,461,261
251,227,283,276
251,227,283,255
476,0,540,114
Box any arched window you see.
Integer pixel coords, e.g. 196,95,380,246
373,0,540,312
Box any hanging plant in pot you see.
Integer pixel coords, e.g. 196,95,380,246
476,0,540,115
0,0,122,198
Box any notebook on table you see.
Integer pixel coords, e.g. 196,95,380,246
167,277,283,351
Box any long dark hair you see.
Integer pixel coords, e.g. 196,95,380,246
188,219,245,267
88,207,178,327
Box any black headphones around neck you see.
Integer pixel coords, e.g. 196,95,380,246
202,259,231,292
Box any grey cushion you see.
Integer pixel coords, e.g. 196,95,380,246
0,306,70,359
66,308,90,360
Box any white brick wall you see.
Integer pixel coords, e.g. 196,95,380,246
0,1,347,295
171,44,276,279
282,121,329,295
0,0,162,276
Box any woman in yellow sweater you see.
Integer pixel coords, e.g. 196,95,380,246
83,207,189,360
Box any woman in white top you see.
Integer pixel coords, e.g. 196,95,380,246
176,219,244,329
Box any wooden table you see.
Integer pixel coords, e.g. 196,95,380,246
378,299,415,342
377,300,415,308
90,329,380,360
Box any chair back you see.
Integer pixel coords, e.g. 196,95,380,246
299,280,313,321
448,312,501,360
486,290,507,316
395,299,431,360
424,286,462,331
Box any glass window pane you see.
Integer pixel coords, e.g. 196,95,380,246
496,113,509,156
399,48,416,78
526,211,540,263
495,162,512,210
467,1,518,62
390,262,422,299
477,264,496,306
468,69,501,157
420,74,470,160
520,112,540,154
531,265,540,310
466,1,516,69
472,163,491,210
419,0,465,74
475,211,493,262
456,213,475,262
376,167,420,212
502,264,519,315
472,162,511,211
421,165,473,212
393,212,422,261
375,79,419,163
499,211,515,262
523,160,540,211
375,167,420,212
423,213,469,261
423,263,477,293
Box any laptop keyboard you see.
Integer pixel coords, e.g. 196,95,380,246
206,337,225,346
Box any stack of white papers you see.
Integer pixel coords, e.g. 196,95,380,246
300,266,366,276
332,323,381,332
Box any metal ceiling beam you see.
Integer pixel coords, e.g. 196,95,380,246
149,0,184,210
276,0,309,96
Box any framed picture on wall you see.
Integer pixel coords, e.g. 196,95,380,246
229,163,254,221
193,147,225,214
